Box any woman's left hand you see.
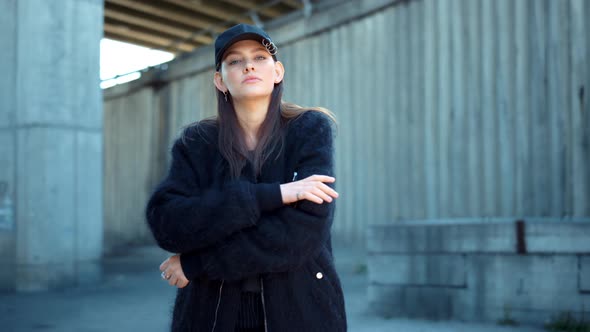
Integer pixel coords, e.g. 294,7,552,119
280,174,338,204
159,255,190,288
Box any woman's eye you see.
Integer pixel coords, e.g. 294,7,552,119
255,55,266,61
228,59,241,65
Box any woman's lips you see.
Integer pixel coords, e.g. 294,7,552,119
242,76,261,83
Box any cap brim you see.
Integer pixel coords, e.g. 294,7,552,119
216,32,266,68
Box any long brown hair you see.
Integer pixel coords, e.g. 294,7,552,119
217,80,335,179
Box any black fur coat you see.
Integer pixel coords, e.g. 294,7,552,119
146,111,347,332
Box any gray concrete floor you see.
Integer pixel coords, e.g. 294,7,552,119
0,245,546,332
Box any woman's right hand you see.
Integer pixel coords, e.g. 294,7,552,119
160,255,190,289
280,175,339,205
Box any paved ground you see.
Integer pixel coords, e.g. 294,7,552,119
0,244,546,332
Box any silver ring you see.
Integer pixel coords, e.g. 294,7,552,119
262,38,278,55
161,271,166,279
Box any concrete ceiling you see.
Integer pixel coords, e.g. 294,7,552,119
103,0,310,54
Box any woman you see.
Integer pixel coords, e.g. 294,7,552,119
146,23,347,332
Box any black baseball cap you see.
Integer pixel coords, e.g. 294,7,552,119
214,23,278,70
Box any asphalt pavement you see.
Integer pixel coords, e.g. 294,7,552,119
0,244,546,332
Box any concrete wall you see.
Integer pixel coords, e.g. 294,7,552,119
103,0,590,249
0,0,18,292
99,0,590,325
103,74,218,252
0,0,104,291
367,219,590,325
103,88,159,251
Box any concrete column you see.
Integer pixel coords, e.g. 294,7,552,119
0,0,104,291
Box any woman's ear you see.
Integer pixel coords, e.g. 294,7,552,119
274,61,285,84
213,71,226,93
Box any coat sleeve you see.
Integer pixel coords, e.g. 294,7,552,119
145,127,284,254
180,112,336,281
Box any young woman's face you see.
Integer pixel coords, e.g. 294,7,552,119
215,39,284,101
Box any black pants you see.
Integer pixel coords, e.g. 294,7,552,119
235,327,264,332
235,292,264,332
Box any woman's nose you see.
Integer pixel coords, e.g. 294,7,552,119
243,60,255,72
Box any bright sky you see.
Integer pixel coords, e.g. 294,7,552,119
100,38,175,89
